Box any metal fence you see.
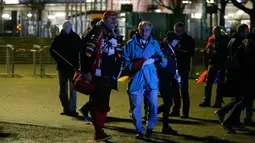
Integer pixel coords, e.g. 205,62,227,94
0,44,15,77
0,43,58,78
0,44,206,79
32,45,58,78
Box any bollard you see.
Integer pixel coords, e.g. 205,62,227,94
5,45,10,74
39,51,43,78
11,49,15,77
6,44,15,77
33,45,41,75
39,46,48,78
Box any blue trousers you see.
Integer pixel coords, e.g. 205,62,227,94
128,89,158,134
58,70,77,111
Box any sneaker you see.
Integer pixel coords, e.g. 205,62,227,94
233,123,250,131
61,109,78,117
221,123,236,134
244,119,255,127
199,102,210,107
135,132,144,139
169,112,180,117
145,128,153,137
79,108,91,123
94,131,112,141
162,126,178,135
84,116,92,124
215,111,225,124
70,111,79,117
60,108,70,115
180,114,189,119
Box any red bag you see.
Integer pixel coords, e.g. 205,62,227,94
72,71,95,95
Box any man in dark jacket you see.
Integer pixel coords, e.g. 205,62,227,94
170,22,195,118
199,26,230,108
240,31,255,126
215,24,250,131
217,27,255,133
50,20,81,116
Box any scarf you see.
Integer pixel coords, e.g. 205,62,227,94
94,22,117,76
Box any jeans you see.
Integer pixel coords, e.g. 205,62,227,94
129,89,158,134
58,70,77,111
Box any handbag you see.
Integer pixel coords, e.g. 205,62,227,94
72,71,95,95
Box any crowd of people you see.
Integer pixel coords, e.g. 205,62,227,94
49,10,255,141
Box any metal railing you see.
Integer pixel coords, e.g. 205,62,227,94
0,44,56,78
33,45,57,78
0,44,15,77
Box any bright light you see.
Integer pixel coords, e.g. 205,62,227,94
123,0,131,4
183,0,192,4
191,13,202,19
48,15,56,19
27,13,32,18
86,0,95,2
224,15,228,19
55,12,66,18
2,13,11,20
121,18,126,22
120,13,126,17
155,9,161,13
4,0,19,4
206,0,214,3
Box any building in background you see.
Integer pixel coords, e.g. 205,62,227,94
0,0,251,40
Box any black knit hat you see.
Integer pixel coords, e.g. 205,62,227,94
166,31,178,42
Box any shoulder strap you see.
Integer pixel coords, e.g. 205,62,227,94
227,38,236,57
230,40,244,60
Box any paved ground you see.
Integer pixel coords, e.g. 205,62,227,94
0,64,255,143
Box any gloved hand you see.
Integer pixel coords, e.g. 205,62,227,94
174,73,182,88
142,58,155,67
108,38,117,48
104,38,117,56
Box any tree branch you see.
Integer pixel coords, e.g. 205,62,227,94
231,0,252,15
154,0,174,12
